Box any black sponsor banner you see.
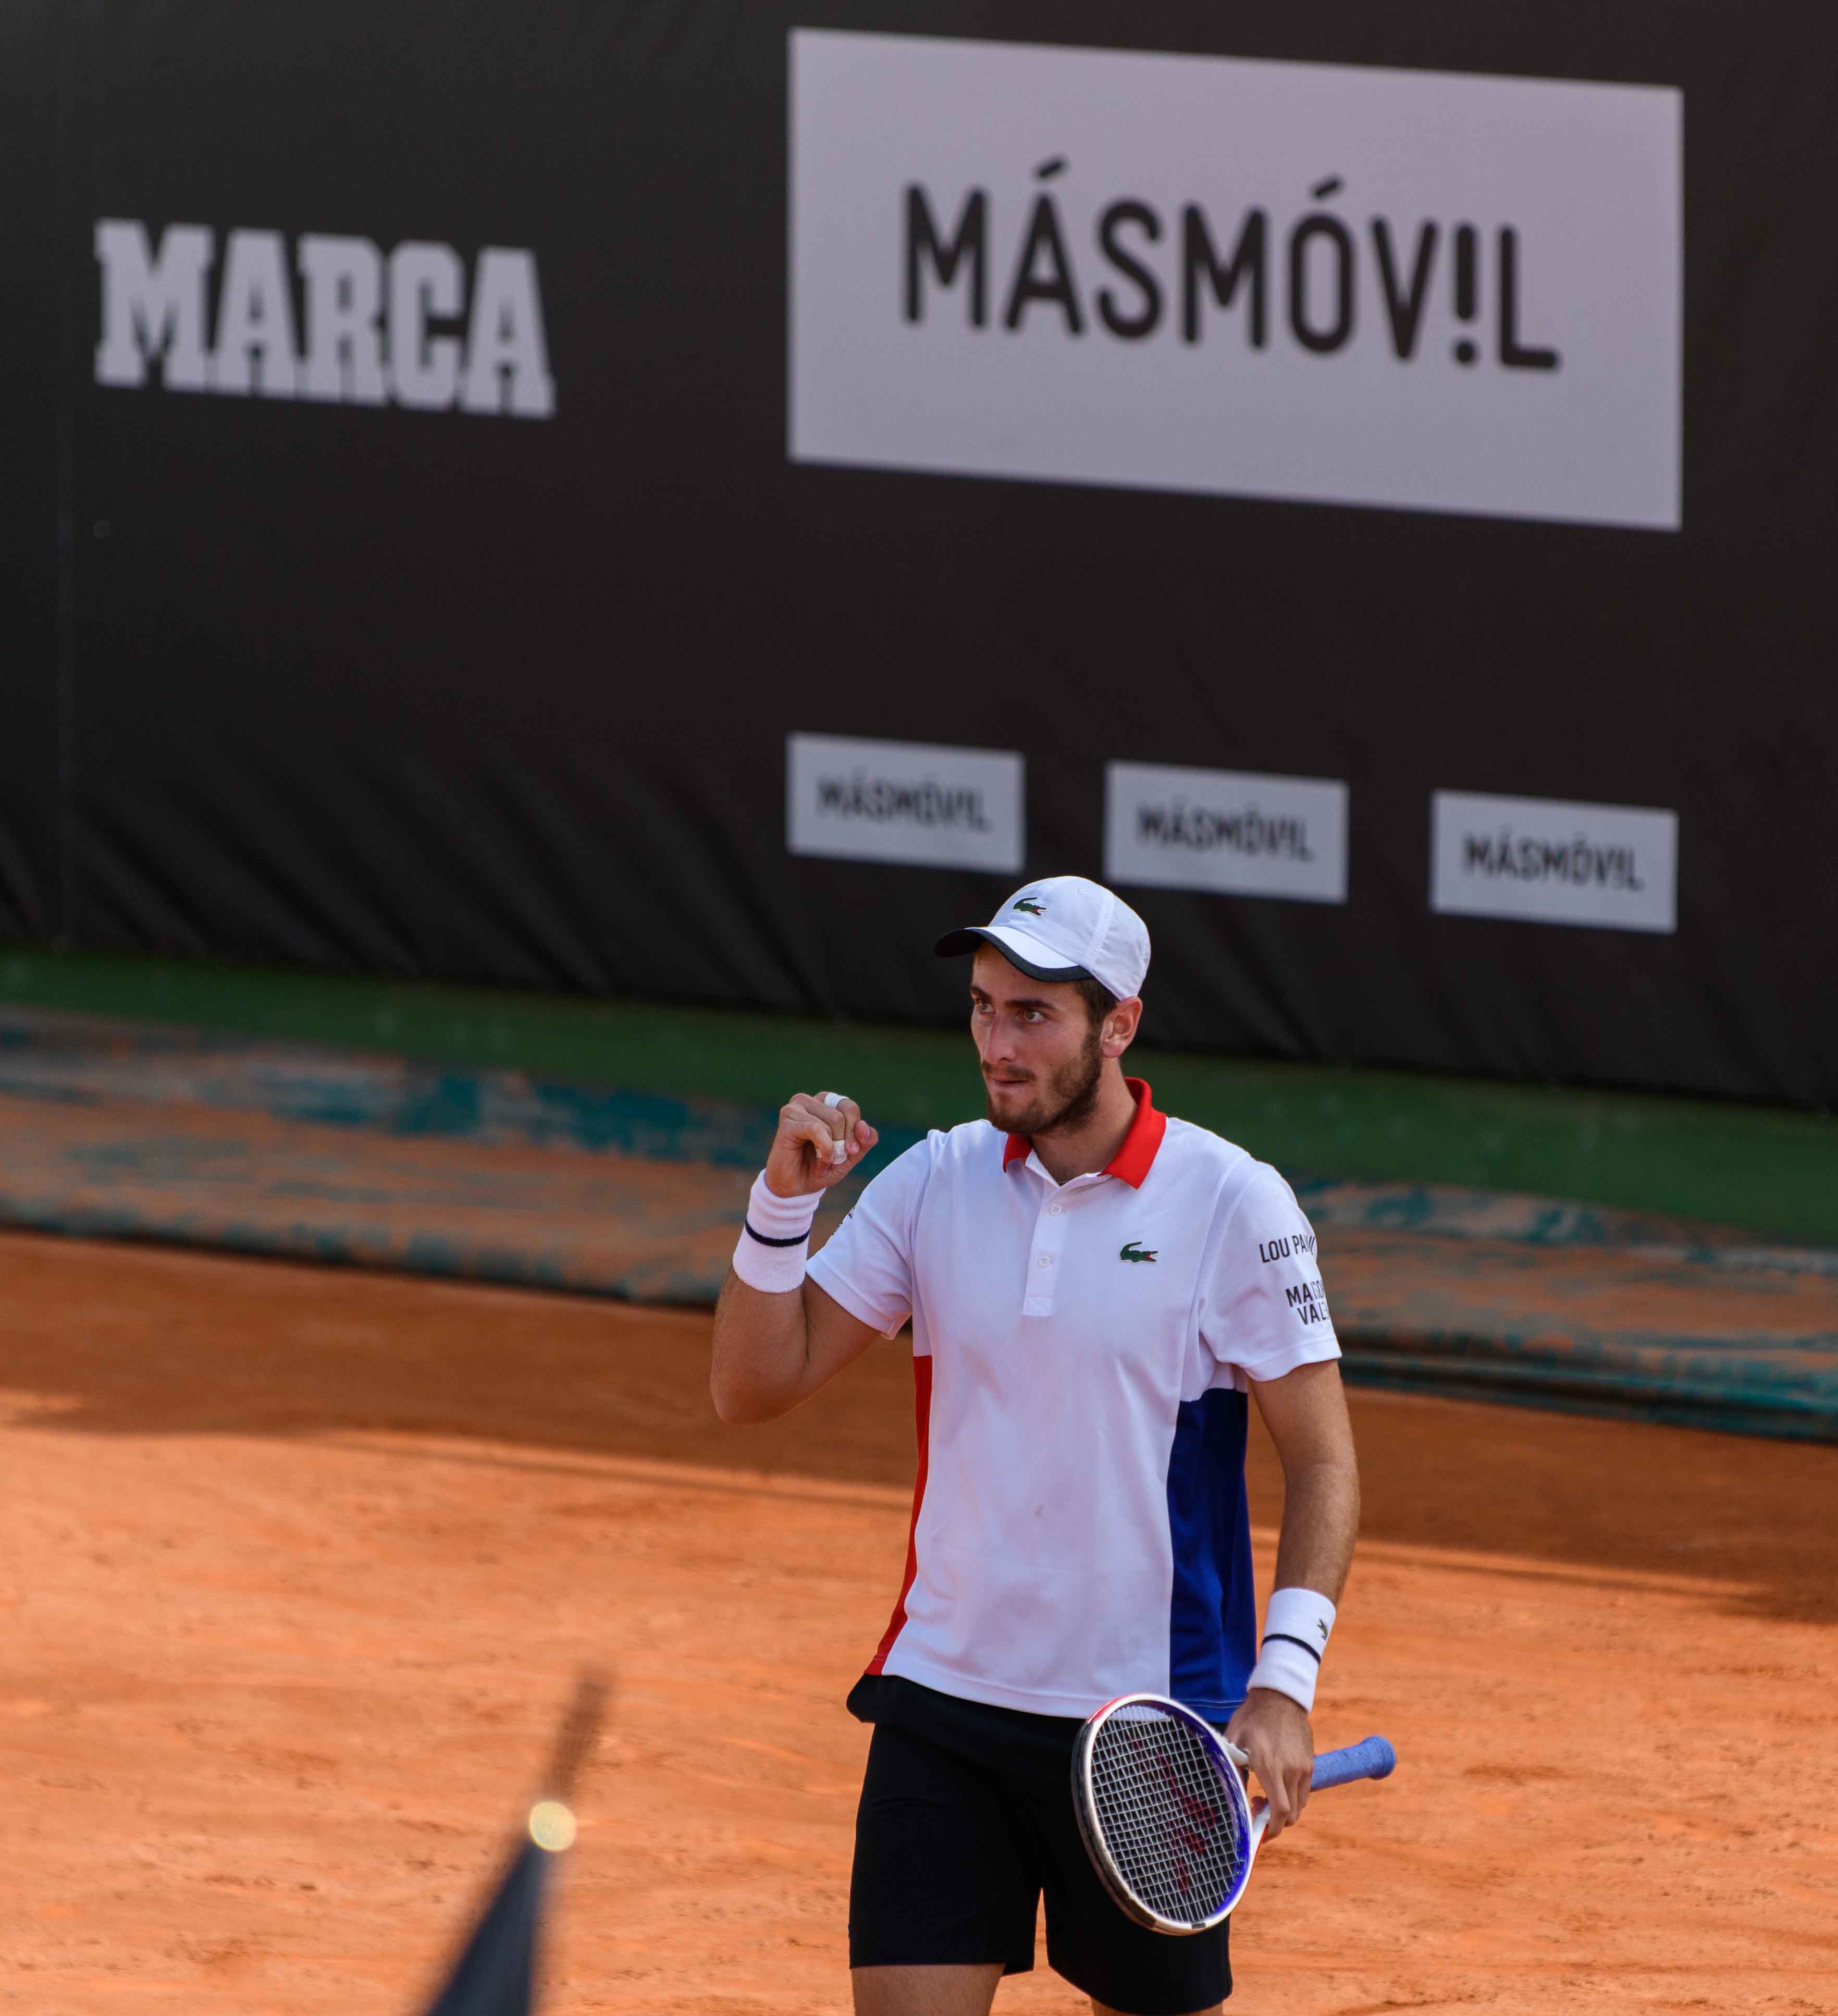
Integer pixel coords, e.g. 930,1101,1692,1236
3,2,1835,1102
0,0,63,941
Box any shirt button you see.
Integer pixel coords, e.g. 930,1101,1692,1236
1049,1203,1063,1215
1038,1254,1053,1268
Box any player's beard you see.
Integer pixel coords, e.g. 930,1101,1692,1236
983,1022,1105,1139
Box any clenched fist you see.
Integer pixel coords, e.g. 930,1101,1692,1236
764,1091,879,1199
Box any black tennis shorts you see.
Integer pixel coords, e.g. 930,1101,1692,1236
846,1675,1231,2014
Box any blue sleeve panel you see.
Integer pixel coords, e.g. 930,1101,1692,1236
1165,1387,1258,1722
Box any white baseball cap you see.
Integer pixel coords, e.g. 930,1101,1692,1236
934,876,1151,1001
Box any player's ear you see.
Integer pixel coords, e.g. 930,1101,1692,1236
1102,997,1143,1059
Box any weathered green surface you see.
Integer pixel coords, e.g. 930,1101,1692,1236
0,994,1833,1442
3,945,1834,1244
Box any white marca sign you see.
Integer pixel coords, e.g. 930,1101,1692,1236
790,31,1681,530
1431,791,1677,932
1105,762,1348,903
787,733,1025,872
94,220,555,417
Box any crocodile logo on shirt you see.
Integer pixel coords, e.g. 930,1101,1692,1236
1119,1240,1157,1263
1013,896,1046,915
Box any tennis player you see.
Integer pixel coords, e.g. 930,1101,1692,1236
711,876,1360,2016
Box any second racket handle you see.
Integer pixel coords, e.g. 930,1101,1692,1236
1309,1735,1397,1790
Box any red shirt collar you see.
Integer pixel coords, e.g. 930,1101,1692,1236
1002,1077,1167,1188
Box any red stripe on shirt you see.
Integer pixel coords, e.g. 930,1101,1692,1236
866,1353,933,1674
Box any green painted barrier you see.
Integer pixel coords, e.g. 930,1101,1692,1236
2,946,1834,1246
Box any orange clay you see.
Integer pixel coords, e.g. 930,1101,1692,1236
0,1230,1831,2014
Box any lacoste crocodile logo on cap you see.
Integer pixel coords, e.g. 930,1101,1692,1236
1119,1240,1157,1263
1013,895,1045,915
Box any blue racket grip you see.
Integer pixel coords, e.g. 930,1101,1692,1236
1309,1736,1396,1791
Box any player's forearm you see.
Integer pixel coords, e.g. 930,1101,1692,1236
1269,1451,1360,1603
709,1271,815,1423
1251,1360,1361,1604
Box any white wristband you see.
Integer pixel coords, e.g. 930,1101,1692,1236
731,1172,819,1294
1247,1587,1338,1714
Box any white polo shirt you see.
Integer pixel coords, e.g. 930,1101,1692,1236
807,1079,1340,1722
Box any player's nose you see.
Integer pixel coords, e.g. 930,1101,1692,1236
984,1023,1023,1067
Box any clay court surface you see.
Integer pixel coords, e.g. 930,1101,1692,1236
2,1233,1834,2014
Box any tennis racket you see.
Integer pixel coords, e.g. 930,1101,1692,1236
1071,1692,1395,1934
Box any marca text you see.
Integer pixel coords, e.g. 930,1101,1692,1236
94,219,556,417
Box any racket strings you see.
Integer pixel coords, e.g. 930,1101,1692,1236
1087,1710,1247,1928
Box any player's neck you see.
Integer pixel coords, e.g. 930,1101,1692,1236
1029,1063,1139,1186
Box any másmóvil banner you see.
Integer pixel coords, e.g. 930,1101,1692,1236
791,32,1681,530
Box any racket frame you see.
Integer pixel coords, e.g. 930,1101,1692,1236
1072,1694,1399,1938
1070,1691,1255,1936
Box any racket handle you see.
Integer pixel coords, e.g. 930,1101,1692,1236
1310,1735,1396,1790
